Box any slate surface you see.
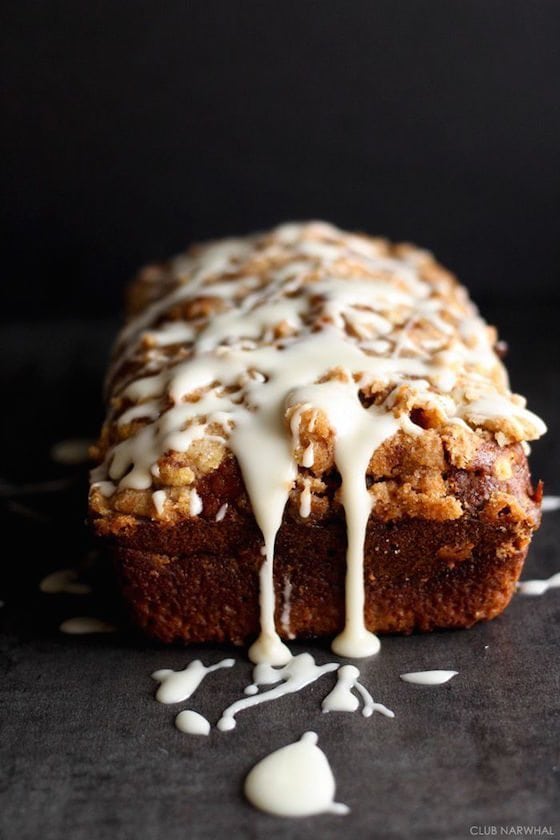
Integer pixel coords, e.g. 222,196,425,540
0,305,559,840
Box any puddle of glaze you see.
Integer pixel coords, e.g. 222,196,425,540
322,664,394,717
244,732,349,817
152,659,235,704
400,670,458,685
175,710,211,736
59,617,116,634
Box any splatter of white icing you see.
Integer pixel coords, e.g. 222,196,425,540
90,480,116,498
400,670,458,685
517,572,560,596
40,569,92,595
542,496,560,512
59,617,116,634
50,438,93,465
175,710,211,736
189,488,203,515
152,658,235,704
299,478,312,518
215,503,228,522
322,664,394,718
217,653,338,731
244,732,349,818
151,489,167,516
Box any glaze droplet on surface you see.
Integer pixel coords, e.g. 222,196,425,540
542,495,560,512
244,732,349,818
175,710,211,736
59,617,116,634
400,670,458,685
50,438,93,465
217,653,338,731
215,503,228,522
517,572,560,596
322,664,394,718
40,569,92,595
152,658,235,704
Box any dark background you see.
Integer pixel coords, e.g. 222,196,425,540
2,0,560,320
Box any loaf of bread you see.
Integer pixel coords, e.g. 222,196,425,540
89,221,545,663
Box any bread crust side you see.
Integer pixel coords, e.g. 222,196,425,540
92,441,541,644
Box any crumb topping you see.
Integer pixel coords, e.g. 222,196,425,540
90,221,545,522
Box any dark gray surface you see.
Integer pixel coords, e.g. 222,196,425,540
1,309,559,840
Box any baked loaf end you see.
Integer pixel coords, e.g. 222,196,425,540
89,222,545,653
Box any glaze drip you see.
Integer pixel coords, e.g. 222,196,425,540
244,732,349,818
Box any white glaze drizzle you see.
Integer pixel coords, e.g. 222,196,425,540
542,495,560,512
59,617,116,634
517,572,560,596
152,658,235,704
50,438,93,465
299,478,311,518
321,664,394,717
302,442,314,468
189,488,203,515
217,653,338,731
400,670,458,685
280,578,294,638
40,568,92,595
244,731,349,817
175,710,211,736
215,502,228,521
91,480,116,498
288,381,396,657
92,221,547,665
151,489,167,516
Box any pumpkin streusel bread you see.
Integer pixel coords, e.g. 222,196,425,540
89,221,545,663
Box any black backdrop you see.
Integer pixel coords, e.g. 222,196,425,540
2,0,560,320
